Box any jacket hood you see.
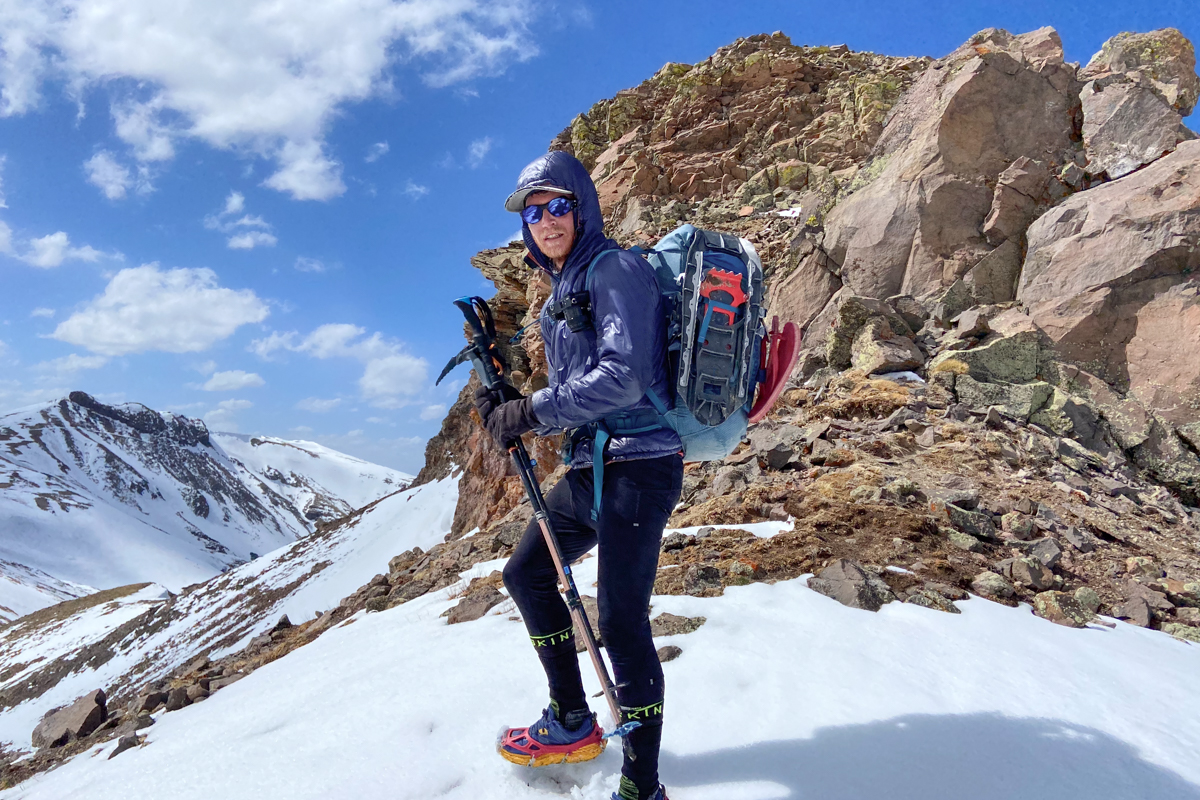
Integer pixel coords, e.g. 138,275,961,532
513,151,616,273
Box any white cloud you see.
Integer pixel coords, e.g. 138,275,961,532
36,353,109,375
294,256,326,273
201,370,265,391
250,322,428,408
419,403,446,420
204,398,253,432
296,396,341,413
84,151,151,199
193,359,218,375
247,330,296,360
20,232,103,268
112,98,175,162
360,354,427,408
227,231,278,250
0,1,537,201
52,264,269,356
365,141,389,163
30,307,54,318
467,136,492,168
0,220,13,255
0,155,7,208
223,192,246,215
206,191,277,249
262,140,345,201
403,180,429,200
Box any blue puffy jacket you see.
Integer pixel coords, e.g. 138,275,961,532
518,151,683,467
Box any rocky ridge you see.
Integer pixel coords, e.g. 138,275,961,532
415,24,1200,637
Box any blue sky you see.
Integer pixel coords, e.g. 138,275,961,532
0,0,1195,473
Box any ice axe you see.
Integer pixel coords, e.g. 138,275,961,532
437,296,636,740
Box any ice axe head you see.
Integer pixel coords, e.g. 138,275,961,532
436,296,509,391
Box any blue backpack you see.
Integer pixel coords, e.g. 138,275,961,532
549,225,766,518
629,224,766,461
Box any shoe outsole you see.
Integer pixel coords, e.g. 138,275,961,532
497,740,606,767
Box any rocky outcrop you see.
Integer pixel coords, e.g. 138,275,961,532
818,28,1079,310
1078,29,1197,179
1018,140,1200,426
31,689,106,749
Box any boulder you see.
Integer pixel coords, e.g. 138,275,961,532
905,589,961,614
1010,557,1055,591
1115,596,1153,627
927,331,1041,384
972,571,1015,599
954,376,1053,421
1018,141,1200,427
807,559,897,611
1033,591,1093,628
108,734,141,760
683,565,723,596
649,613,706,637
982,159,1054,245
657,645,684,663
825,296,914,369
822,28,1078,302
447,585,505,625
164,687,191,712
850,318,925,375
32,689,107,749
1081,28,1199,116
1164,623,1200,643
1080,77,1194,179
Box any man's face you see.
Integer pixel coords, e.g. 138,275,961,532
525,190,576,267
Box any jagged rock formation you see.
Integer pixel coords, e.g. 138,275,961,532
415,24,1200,639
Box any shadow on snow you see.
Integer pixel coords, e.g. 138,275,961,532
652,712,1200,800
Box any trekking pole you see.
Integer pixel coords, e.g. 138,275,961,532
437,297,635,739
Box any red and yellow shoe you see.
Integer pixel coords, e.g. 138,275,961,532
497,706,606,767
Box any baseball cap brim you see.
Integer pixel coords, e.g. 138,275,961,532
504,184,573,213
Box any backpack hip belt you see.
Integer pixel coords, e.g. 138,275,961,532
563,407,663,521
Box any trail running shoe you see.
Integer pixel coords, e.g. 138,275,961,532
497,706,605,767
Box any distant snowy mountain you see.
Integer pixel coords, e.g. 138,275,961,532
0,392,411,621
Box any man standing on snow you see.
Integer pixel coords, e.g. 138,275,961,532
474,150,683,800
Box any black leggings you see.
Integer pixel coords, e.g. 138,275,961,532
504,454,683,797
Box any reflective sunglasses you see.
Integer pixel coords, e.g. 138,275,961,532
521,195,576,225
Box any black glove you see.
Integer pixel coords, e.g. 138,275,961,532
474,382,523,423
485,396,539,447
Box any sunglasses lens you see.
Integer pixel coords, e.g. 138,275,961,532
547,197,574,217
521,195,574,225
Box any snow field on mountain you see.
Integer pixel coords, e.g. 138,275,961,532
0,400,413,619
0,477,457,750
212,433,412,517
0,562,96,623
6,516,1199,800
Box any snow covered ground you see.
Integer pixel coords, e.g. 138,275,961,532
0,477,455,750
4,486,1198,800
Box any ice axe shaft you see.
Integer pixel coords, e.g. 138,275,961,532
442,296,627,733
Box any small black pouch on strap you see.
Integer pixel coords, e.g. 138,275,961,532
545,291,593,333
